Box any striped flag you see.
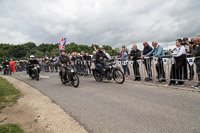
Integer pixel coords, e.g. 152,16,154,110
59,38,67,49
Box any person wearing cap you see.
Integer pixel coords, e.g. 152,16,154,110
59,49,71,78
96,46,109,75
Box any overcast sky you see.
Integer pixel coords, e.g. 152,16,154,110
0,0,199,50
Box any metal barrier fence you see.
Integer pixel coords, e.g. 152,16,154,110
37,56,200,86
113,56,200,85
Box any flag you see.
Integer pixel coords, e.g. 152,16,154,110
162,58,169,65
129,61,133,66
59,38,67,49
187,57,195,66
137,59,142,66
153,57,158,64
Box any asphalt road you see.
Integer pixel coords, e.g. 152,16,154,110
8,71,200,133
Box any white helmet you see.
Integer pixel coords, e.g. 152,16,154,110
99,46,103,49
30,55,35,58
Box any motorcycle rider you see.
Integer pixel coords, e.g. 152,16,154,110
28,55,39,77
96,46,109,75
2,60,10,75
59,49,71,78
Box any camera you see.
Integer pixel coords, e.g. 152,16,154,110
180,42,187,45
180,40,194,45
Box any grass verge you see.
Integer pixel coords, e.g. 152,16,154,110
0,77,21,112
0,77,23,132
0,124,23,133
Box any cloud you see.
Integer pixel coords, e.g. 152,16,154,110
0,0,199,49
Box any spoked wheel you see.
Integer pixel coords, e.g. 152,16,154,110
61,76,67,84
113,68,125,84
94,70,103,82
71,73,79,88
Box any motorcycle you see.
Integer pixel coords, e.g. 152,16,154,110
30,64,40,81
3,65,12,75
60,65,79,88
92,61,125,84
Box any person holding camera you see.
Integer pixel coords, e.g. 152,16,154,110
183,37,194,80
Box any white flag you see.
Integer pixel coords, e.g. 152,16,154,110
122,61,127,65
118,61,121,65
129,61,134,66
137,59,142,66
162,58,168,65
153,57,158,64
187,57,195,66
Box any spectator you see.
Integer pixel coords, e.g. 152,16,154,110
191,37,200,89
169,39,186,86
130,44,141,81
92,51,97,66
76,53,83,75
142,41,153,81
53,54,58,72
145,41,166,82
120,45,130,75
121,47,129,78
85,53,92,74
183,37,194,80
103,49,111,59
71,52,78,72
49,58,54,72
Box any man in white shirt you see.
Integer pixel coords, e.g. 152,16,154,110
170,39,187,86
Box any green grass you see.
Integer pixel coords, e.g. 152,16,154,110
0,77,21,111
0,124,23,133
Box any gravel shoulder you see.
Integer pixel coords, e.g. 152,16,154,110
0,75,87,133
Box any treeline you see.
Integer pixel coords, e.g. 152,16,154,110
0,42,120,61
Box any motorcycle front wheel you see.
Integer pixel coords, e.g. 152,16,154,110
71,73,79,88
113,68,125,84
94,70,103,82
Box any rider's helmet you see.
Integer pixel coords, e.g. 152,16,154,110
99,46,104,51
30,55,35,60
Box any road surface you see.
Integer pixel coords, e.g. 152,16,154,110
9,72,200,133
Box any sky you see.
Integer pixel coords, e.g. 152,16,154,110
0,0,200,50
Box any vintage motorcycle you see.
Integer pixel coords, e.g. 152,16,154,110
92,61,125,84
29,64,40,81
60,65,79,88
3,65,12,75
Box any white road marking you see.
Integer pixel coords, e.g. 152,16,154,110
20,75,49,79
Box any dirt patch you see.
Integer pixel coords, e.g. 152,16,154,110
0,75,87,133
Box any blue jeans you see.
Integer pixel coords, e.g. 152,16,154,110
122,64,128,73
96,63,105,75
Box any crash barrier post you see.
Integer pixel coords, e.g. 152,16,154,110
74,60,92,76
